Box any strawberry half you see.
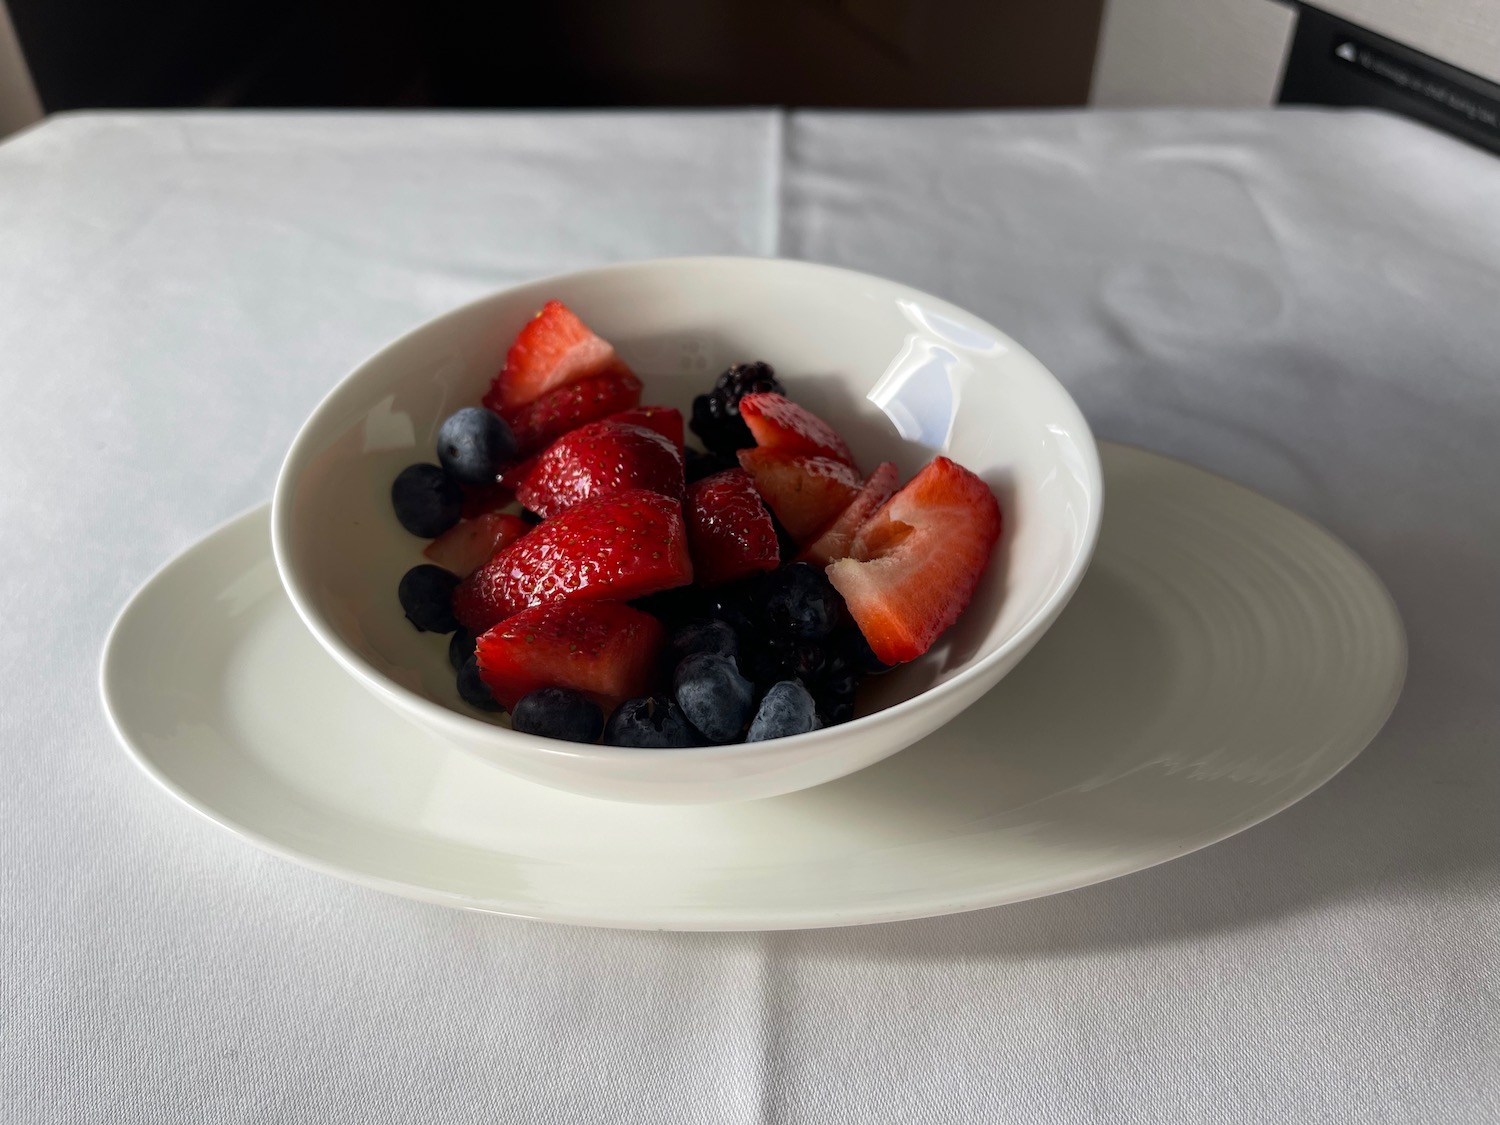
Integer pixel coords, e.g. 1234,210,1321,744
423,511,530,577
483,300,632,414
609,405,683,450
798,461,899,566
475,600,665,712
513,419,684,520
739,393,857,468
452,488,693,631
736,448,863,543
826,457,1001,665
505,372,643,456
685,468,781,587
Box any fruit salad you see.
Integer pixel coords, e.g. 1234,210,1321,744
391,300,1002,746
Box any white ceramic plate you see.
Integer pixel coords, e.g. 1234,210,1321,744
101,444,1405,930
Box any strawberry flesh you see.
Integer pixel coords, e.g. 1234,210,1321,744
736,447,863,543
685,468,781,587
798,461,899,566
423,512,530,577
452,488,693,632
608,405,683,450
504,372,643,455
739,392,857,468
475,601,664,712
483,300,631,414
513,419,684,520
827,457,1001,665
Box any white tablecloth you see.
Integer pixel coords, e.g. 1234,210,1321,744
3,109,1496,1124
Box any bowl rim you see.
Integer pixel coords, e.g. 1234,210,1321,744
270,255,1104,764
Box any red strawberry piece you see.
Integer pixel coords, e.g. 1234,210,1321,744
826,457,1001,665
608,405,683,450
736,447,863,543
475,601,665,712
685,468,781,587
459,481,515,519
505,372,643,455
482,300,632,414
423,512,530,578
797,461,899,566
739,392,857,468
452,488,693,632
514,419,684,520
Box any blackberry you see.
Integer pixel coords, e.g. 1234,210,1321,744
685,447,740,484
689,361,783,454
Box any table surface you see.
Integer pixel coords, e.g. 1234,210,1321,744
2,108,1496,1124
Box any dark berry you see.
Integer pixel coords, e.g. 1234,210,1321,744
397,564,460,633
689,361,784,454
604,696,703,748
448,627,478,672
669,619,738,665
673,653,755,744
746,680,818,742
684,447,740,484
520,508,544,525
779,639,828,682
841,626,895,675
823,670,858,699
436,407,517,486
705,582,758,637
511,687,603,743
762,562,841,640
736,640,789,691
456,655,503,712
631,586,710,629
817,692,856,728
391,463,462,538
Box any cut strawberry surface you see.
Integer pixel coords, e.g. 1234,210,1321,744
609,405,683,450
513,419,684,519
739,392,857,468
423,512,530,578
483,300,632,414
685,468,781,587
452,488,693,632
475,601,664,712
798,461,899,566
504,372,642,455
736,447,863,543
827,456,1001,665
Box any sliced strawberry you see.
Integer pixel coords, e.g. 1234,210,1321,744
797,461,899,566
609,405,683,450
505,372,643,455
453,488,693,631
483,300,632,414
423,512,530,578
459,481,515,519
474,600,665,712
739,393,857,467
736,448,863,543
826,457,1001,665
514,419,684,519
685,469,781,587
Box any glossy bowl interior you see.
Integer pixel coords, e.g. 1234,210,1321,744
272,257,1102,803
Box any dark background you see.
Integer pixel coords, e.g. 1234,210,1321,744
9,0,1107,111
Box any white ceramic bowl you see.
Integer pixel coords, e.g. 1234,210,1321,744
272,257,1102,804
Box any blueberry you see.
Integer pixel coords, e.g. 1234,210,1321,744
746,680,818,742
762,562,841,640
604,696,702,748
669,619,738,665
735,640,788,692
817,692,856,728
780,639,827,682
456,655,503,712
511,687,603,743
448,628,478,672
840,627,895,675
391,463,462,538
673,653,755,744
823,670,858,699
436,407,517,486
398,564,460,633
705,582,758,637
